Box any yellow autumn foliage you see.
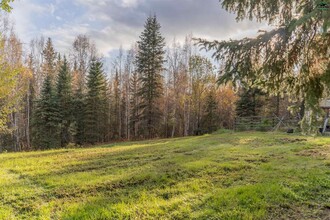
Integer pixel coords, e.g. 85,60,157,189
0,36,30,133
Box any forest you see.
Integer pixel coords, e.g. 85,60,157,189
0,14,241,151
3,0,328,151
0,0,329,219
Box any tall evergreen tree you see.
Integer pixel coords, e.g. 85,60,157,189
85,60,109,144
42,38,57,82
71,61,86,145
56,57,73,147
136,15,166,138
73,86,85,145
202,89,219,132
32,75,60,149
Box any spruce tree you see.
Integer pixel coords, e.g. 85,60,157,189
99,72,110,142
85,60,109,144
56,57,73,147
71,61,86,145
42,38,57,82
32,75,60,149
236,88,264,117
202,89,219,133
136,15,166,138
73,87,85,145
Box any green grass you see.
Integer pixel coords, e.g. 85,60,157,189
0,131,329,219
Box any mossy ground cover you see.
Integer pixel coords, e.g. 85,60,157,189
0,131,329,219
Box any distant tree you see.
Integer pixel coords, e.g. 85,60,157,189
71,60,86,145
25,54,36,150
136,15,166,138
32,76,60,149
0,39,20,132
29,36,46,97
236,88,264,117
85,60,109,144
202,88,218,132
56,57,73,147
71,35,96,92
0,24,30,152
129,69,140,138
123,48,135,140
55,53,63,75
42,38,57,82
72,86,85,145
215,84,237,129
112,70,121,138
198,0,330,133
189,55,213,133
166,39,186,138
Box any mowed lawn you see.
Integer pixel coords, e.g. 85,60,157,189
0,131,329,220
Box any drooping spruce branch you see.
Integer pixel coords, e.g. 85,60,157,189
197,0,329,103
197,0,330,133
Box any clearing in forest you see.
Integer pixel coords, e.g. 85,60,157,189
0,131,329,219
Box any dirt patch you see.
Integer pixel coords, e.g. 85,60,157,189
245,158,269,164
296,146,330,160
278,138,307,143
267,204,330,220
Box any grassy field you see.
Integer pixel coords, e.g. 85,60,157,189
0,131,329,220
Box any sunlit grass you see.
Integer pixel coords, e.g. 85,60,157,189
0,131,329,219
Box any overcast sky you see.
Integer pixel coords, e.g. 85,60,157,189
10,0,269,57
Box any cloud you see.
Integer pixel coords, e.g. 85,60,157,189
10,1,49,41
121,0,140,8
9,0,268,57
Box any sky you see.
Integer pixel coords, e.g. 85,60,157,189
9,0,269,58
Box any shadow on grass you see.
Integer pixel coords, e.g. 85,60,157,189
3,132,330,219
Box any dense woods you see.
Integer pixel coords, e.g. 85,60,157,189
1,0,329,151
0,15,240,151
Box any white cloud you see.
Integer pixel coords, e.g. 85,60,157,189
9,0,270,58
120,0,140,8
40,23,90,53
10,1,49,42
49,3,55,15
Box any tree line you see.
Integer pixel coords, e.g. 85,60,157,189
0,15,237,151
1,0,321,151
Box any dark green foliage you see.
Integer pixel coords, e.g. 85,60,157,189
202,89,219,132
236,88,264,117
73,88,85,145
85,60,109,144
197,0,330,133
56,57,73,147
32,76,60,149
136,15,166,138
42,38,57,82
